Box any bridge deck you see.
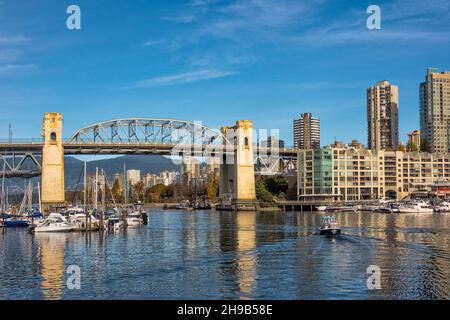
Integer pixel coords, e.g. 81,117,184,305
0,143,298,157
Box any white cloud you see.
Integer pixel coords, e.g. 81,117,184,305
129,69,236,88
0,36,30,43
0,63,34,76
141,39,164,47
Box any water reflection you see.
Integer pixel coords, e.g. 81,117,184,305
236,212,256,298
0,210,448,300
35,233,67,300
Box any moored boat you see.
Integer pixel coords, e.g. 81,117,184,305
435,201,450,213
375,203,400,214
398,200,434,214
4,216,29,228
34,213,74,232
325,205,356,213
126,211,144,227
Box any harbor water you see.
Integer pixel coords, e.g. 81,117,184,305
0,210,449,300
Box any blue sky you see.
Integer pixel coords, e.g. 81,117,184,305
0,0,449,148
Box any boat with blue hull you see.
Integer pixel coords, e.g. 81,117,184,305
4,219,29,228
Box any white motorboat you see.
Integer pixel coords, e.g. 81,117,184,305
361,198,393,212
34,213,74,232
398,201,434,214
126,211,144,227
68,213,99,230
435,201,450,213
114,220,125,230
64,206,85,215
315,206,327,211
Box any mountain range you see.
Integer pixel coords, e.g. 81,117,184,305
5,155,180,194
65,155,180,190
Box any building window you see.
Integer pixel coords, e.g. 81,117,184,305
50,131,57,141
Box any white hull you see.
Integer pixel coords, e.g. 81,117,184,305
34,213,74,232
126,217,143,227
399,208,434,214
34,224,74,232
113,221,125,230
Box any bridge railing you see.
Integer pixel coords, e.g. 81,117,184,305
0,138,43,144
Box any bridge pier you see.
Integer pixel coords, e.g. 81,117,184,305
218,120,257,211
41,112,65,212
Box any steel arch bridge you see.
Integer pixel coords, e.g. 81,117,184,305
0,117,297,177
68,118,232,147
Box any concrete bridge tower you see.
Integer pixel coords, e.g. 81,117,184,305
41,112,65,211
219,120,257,211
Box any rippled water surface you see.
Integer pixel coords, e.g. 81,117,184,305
0,210,449,299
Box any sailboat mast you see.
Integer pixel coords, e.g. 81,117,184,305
1,163,5,212
83,161,87,211
94,167,98,210
101,169,106,213
27,181,32,213
100,169,105,230
37,182,42,213
123,163,127,206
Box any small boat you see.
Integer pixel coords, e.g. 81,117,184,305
126,211,144,227
315,206,327,211
176,203,194,211
68,213,99,231
319,216,341,236
325,205,356,213
435,201,450,213
107,216,125,230
4,217,29,228
34,213,74,233
376,203,400,214
63,206,85,215
398,200,434,214
114,220,125,231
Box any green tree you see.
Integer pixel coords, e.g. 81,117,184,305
265,176,288,195
255,179,268,200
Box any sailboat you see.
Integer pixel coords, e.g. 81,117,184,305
4,181,34,228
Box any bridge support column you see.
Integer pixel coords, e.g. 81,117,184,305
41,112,65,212
218,120,257,211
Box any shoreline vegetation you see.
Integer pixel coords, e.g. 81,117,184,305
63,175,293,209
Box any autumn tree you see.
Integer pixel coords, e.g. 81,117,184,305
206,172,219,201
111,178,123,203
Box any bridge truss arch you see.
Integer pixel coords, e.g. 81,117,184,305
66,118,233,155
68,118,232,148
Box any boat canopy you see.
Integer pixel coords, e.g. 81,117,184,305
321,216,338,222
